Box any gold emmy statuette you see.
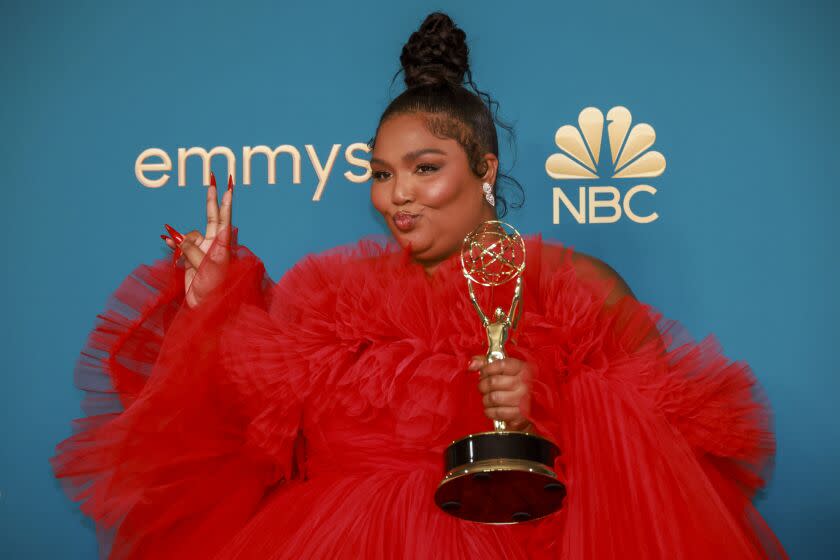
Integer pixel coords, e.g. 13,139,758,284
433,220,566,524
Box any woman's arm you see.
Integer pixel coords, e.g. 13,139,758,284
571,250,666,353
50,233,305,559
521,244,786,558
570,250,636,304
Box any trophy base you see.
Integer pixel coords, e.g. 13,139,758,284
434,431,566,524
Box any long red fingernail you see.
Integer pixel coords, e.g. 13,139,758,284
161,234,172,244
210,171,217,188
227,174,234,191
164,224,184,243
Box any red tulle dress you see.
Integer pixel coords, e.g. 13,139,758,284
50,228,788,559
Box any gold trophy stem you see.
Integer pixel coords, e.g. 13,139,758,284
468,276,524,433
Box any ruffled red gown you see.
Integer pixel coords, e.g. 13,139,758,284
50,229,789,559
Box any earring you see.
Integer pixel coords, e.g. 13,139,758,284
482,182,495,207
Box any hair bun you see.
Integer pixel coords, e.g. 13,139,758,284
400,12,469,89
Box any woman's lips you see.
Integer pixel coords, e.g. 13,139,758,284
393,211,419,232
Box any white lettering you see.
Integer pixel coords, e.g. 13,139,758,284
553,187,586,224
135,148,172,188
242,145,301,186
177,146,236,187
306,144,342,202
624,184,658,223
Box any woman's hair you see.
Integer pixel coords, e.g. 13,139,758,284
368,12,524,217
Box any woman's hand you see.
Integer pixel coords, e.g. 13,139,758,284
160,172,235,309
469,355,535,432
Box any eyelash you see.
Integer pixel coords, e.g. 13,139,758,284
371,164,438,182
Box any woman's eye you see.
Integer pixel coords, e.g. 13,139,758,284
371,165,436,181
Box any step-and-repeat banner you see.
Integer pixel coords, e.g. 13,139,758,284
4,1,837,557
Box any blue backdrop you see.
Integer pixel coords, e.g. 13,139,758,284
3,0,838,557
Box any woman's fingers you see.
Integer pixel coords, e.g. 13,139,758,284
162,225,185,262
482,389,524,408
218,175,233,231
205,172,220,240
164,223,184,243
472,356,532,425
467,355,487,371
205,172,234,242
469,355,534,430
475,358,520,378
179,230,206,270
477,373,517,394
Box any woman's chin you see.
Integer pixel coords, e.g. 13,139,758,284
391,229,424,250
398,235,435,259
389,228,452,264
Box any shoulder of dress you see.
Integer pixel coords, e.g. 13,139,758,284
521,234,636,308
522,234,576,280
568,251,636,305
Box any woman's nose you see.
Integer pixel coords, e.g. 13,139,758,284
391,176,414,204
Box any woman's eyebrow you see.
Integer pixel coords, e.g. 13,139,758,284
371,148,447,166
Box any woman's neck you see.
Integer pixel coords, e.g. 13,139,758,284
422,260,444,277
417,253,454,277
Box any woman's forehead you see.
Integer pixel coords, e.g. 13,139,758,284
373,114,462,162
377,113,438,143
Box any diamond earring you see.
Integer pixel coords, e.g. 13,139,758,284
482,182,495,207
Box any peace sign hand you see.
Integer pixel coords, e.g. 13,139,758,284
160,172,235,309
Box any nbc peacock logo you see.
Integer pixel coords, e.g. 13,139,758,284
545,106,666,224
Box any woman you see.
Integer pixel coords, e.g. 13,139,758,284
51,12,788,559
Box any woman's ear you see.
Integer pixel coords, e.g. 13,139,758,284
481,153,500,186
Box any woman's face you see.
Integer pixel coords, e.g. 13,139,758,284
370,112,498,272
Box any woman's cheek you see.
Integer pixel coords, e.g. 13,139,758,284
419,176,462,207
370,183,389,214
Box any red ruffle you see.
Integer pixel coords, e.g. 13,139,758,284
50,230,788,559
50,228,300,559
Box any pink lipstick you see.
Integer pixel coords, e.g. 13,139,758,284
393,211,419,232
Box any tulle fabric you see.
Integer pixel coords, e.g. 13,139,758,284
50,229,788,559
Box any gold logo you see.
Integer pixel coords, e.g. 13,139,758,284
545,107,665,224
